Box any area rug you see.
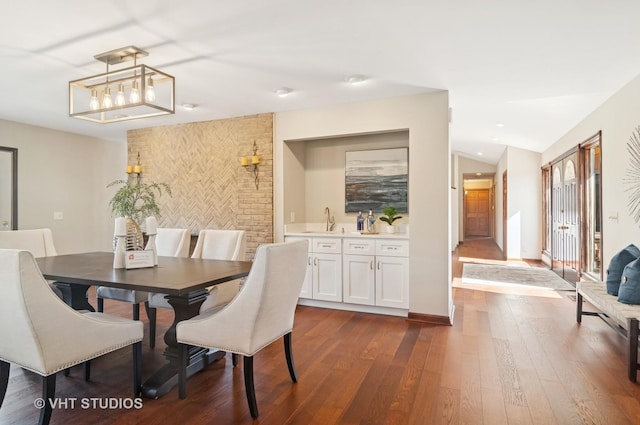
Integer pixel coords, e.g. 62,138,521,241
461,263,575,291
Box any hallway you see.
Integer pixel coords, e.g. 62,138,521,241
448,238,640,424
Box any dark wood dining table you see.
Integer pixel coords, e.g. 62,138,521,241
36,251,252,399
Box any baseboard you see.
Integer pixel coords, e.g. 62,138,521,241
407,312,452,326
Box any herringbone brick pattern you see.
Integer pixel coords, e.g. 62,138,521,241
127,113,273,259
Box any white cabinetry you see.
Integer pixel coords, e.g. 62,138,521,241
343,238,409,309
343,239,376,305
285,236,342,302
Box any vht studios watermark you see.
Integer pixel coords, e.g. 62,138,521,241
34,397,143,410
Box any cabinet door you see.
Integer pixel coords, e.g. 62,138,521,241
299,254,313,299
375,256,409,308
285,237,313,299
343,254,375,305
313,253,342,302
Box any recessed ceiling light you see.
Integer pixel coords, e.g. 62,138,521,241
345,74,367,85
490,137,499,141
477,152,484,156
182,103,196,110
275,87,292,97
476,172,482,176
496,122,504,128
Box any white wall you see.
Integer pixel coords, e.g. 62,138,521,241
542,72,640,273
496,151,507,252
275,92,452,319
0,119,125,253
450,154,459,251
285,131,409,228
506,147,541,259
495,146,542,259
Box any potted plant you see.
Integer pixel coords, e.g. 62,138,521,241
107,179,171,249
379,206,403,234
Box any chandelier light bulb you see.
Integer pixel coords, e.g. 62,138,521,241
102,87,113,108
89,89,100,111
145,77,156,102
115,84,126,106
129,80,140,103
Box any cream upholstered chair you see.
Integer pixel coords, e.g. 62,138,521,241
0,228,62,298
97,227,191,348
0,249,143,425
148,229,246,314
176,239,308,418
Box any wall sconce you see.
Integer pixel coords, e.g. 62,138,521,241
240,141,260,190
126,152,142,183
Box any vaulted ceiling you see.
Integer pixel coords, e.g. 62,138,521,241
3,1,640,164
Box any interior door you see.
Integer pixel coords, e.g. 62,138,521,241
551,153,579,283
464,189,491,238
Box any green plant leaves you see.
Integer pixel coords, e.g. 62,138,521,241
107,179,172,224
379,206,402,224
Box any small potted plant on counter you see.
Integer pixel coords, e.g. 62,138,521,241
379,206,403,234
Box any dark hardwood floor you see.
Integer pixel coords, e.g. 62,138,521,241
3,239,640,424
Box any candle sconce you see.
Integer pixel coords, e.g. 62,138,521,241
240,141,260,190
126,152,142,183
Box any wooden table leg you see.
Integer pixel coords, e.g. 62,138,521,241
55,282,95,312
141,289,224,399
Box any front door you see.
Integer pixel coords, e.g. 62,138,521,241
551,153,579,283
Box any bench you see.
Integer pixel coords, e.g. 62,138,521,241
577,280,640,382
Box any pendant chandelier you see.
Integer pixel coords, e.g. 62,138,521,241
69,46,175,123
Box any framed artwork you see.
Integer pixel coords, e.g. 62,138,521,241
345,147,408,213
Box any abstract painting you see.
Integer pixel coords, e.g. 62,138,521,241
345,147,408,213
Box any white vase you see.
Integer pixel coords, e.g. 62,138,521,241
385,224,396,234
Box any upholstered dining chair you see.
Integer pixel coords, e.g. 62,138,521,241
176,239,308,418
148,229,246,314
0,249,143,425
0,228,62,298
96,227,191,348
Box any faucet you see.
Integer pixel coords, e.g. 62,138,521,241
324,207,335,232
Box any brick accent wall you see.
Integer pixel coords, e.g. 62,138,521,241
127,113,273,259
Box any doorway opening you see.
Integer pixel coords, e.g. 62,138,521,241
462,173,495,241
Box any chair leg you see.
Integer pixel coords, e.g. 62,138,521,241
84,361,91,381
232,353,239,367
39,374,56,425
133,342,142,397
0,360,9,408
243,356,259,418
284,332,297,382
178,344,188,399
144,301,156,349
132,303,140,321
97,297,104,313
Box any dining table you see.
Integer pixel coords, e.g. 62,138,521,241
36,251,252,399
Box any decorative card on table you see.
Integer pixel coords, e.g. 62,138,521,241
125,250,155,269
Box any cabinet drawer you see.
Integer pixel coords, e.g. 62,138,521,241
375,240,409,257
312,238,342,254
343,238,376,255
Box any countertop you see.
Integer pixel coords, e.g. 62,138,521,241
284,231,409,239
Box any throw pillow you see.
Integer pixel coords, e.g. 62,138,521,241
607,244,640,295
618,258,640,304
